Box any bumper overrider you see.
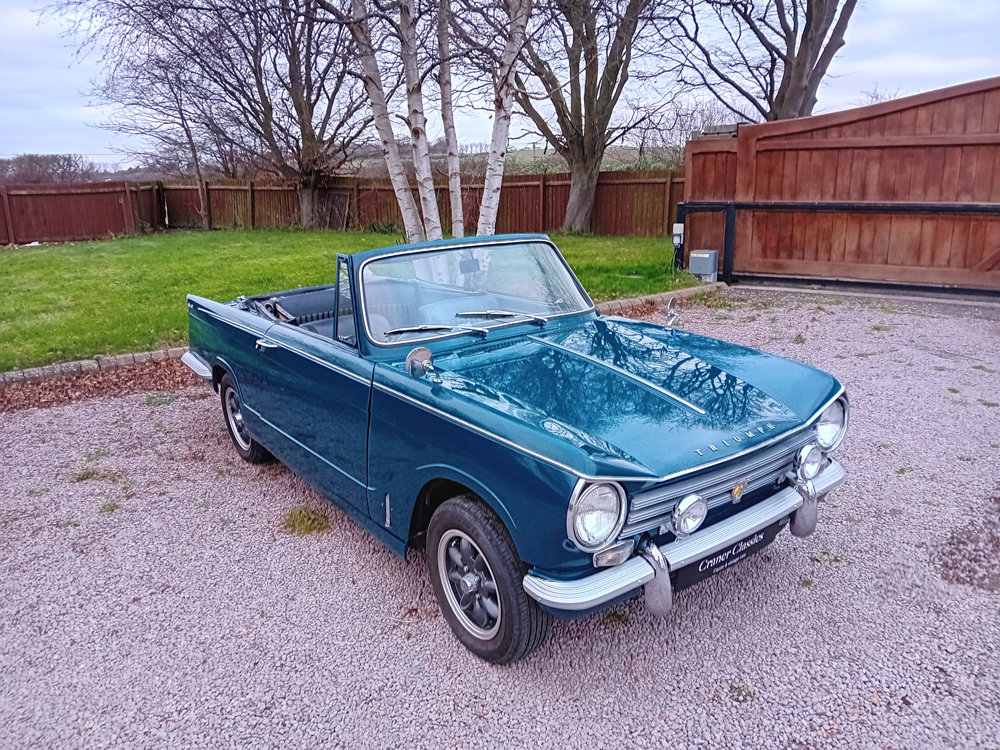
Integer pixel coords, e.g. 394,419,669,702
522,459,846,616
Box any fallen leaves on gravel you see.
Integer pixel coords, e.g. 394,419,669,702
0,360,202,413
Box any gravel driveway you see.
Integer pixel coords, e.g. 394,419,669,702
2,288,999,749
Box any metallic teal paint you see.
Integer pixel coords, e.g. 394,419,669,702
186,235,844,581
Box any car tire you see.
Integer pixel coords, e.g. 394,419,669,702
427,495,552,664
219,373,273,464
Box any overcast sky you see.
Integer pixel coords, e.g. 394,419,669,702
1,0,998,167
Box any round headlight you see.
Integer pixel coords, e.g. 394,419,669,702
816,397,849,451
672,494,708,538
795,444,823,481
567,482,626,552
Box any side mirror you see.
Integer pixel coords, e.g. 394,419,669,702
406,347,442,383
665,297,681,328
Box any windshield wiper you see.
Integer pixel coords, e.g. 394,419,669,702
383,323,489,338
455,310,548,326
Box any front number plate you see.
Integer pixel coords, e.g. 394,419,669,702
674,521,783,591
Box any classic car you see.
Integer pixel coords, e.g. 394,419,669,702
182,233,849,664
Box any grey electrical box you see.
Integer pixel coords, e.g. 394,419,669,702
688,250,719,283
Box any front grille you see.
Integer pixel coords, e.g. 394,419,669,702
621,428,817,538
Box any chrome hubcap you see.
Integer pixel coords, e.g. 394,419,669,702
225,388,251,450
438,530,501,640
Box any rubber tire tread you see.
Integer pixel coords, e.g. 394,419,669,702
427,495,552,664
219,374,274,465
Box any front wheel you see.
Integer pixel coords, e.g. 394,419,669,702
219,373,273,464
427,496,551,664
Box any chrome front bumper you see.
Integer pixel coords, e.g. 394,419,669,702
522,459,846,612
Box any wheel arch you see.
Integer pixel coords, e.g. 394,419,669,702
407,470,515,554
211,356,240,395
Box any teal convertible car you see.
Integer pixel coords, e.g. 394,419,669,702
182,234,848,663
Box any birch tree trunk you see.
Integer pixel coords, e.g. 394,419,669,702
477,0,531,236
437,0,464,238
400,0,443,241
346,0,425,241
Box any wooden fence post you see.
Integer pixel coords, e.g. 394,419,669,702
156,181,165,229
204,181,213,230
662,171,672,235
352,181,360,230
249,181,256,230
121,182,137,235
539,173,547,233
1,186,14,245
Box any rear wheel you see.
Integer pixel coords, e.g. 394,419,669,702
427,495,551,664
219,373,273,464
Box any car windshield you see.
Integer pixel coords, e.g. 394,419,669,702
360,241,591,344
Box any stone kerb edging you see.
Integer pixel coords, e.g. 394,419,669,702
0,281,727,390
594,281,726,315
1,347,189,390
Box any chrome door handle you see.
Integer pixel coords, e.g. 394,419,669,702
255,338,278,352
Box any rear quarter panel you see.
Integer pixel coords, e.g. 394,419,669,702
187,295,274,427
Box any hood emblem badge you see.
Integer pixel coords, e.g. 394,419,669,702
693,423,777,457
731,480,748,503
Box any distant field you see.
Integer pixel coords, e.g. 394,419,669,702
0,229,692,371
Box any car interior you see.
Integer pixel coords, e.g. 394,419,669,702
251,276,550,345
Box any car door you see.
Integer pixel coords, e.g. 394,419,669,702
249,256,374,513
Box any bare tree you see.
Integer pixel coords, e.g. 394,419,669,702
453,0,532,236
512,0,672,232
322,0,532,239
437,0,464,237
854,83,905,107
668,0,859,121
99,54,212,226
0,154,99,184
55,0,372,226
399,0,444,240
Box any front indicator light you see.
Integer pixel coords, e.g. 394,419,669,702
592,539,635,568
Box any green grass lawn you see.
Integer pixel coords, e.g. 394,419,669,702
0,229,694,371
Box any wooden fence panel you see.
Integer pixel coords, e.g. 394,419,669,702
254,186,299,228
2,183,133,243
162,185,204,228
2,170,686,244
207,185,253,229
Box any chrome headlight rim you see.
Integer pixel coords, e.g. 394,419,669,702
795,443,823,482
566,480,627,553
816,395,850,452
672,493,708,538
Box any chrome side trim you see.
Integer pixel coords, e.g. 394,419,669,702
197,307,266,337
522,459,846,610
373,380,846,484
373,382,584,476
529,336,707,415
243,405,371,489
181,351,212,380
264,337,371,385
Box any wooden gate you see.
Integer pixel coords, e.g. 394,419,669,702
682,77,1000,291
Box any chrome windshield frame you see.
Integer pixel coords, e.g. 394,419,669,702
357,238,596,349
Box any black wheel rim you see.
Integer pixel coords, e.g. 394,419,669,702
437,529,501,640
224,387,251,450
